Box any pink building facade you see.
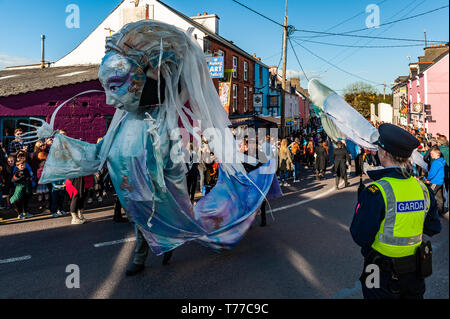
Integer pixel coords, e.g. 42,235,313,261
297,90,310,129
424,53,449,137
407,45,449,137
407,66,426,129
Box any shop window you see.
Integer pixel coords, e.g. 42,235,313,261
233,84,238,113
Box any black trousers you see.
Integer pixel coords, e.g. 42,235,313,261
334,162,347,187
113,197,125,220
70,193,85,213
432,184,444,215
360,251,425,299
360,268,425,299
186,170,199,201
260,200,267,226
14,193,30,216
51,189,66,214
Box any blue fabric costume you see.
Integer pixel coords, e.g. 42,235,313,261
37,21,281,256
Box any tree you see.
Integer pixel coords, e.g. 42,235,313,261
343,81,392,118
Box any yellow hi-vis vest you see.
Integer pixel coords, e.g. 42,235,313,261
371,177,430,258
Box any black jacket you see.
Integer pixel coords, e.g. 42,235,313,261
315,145,328,170
333,148,350,173
350,167,442,257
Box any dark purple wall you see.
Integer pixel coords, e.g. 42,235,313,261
0,80,115,143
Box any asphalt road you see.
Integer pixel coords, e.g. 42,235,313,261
0,168,448,299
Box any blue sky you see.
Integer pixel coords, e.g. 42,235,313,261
0,0,448,93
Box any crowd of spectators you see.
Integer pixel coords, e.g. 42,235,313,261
0,128,115,222
2,118,448,221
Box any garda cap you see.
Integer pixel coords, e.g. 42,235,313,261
374,123,420,158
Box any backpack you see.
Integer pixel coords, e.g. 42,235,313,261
291,143,300,155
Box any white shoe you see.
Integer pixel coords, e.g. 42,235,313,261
77,210,87,222
71,218,85,225
285,183,291,187
87,198,93,204
98,197,103,203
71,212,86,225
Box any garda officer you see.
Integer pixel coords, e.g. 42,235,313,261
350,123,442,299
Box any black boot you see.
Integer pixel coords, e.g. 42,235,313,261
114,216,129,223
162,250,173,265
126,263,145,276
260,203,267,227
113,198,128,223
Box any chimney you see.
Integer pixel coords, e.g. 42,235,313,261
41,34,46,69
290,77,300,90
190,13,220,35
423,43,449,62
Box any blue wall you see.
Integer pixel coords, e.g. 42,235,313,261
254,62,269,116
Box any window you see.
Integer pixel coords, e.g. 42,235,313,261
416,76,420,87
417,92,421,104
232,84,238,113
259,65,262,86
1,116,45,150
232,56,238,79
409,80,412,89
244,61,248,81
203,38,211,54
244,87,248,112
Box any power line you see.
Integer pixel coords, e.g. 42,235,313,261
230,0,284,28
338,4,449,35
287,37,309,81
263,0,390,63
291,38,383,86
290,38,428,48
313,0,423,72
325,0,427,73
296,0,390,42
231,0,448,44
292,28,446,43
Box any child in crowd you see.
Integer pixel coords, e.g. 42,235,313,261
426,147,446,216
2,156,15,209
51,179,68,217
36,160,50,212
10,159,33,219
14,151,35,188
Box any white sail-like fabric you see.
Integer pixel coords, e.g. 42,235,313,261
308,79,379,151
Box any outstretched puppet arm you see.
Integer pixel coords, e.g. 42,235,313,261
39,133,103,184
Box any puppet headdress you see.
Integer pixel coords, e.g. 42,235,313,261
104,20,251,178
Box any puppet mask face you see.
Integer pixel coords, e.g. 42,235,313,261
98,52,147,113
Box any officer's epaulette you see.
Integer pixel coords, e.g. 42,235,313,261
366,184,380,195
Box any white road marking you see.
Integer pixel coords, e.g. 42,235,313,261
94,238,136,248
0,255,31,264
93,186,336,249
271,187,336,213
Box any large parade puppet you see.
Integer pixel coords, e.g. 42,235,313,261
24,21,281,256
307,79,428,173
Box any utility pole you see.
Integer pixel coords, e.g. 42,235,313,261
280,0,288,139
424,29,427,48
383,82,386,100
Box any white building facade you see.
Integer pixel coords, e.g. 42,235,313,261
55,0,218,66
